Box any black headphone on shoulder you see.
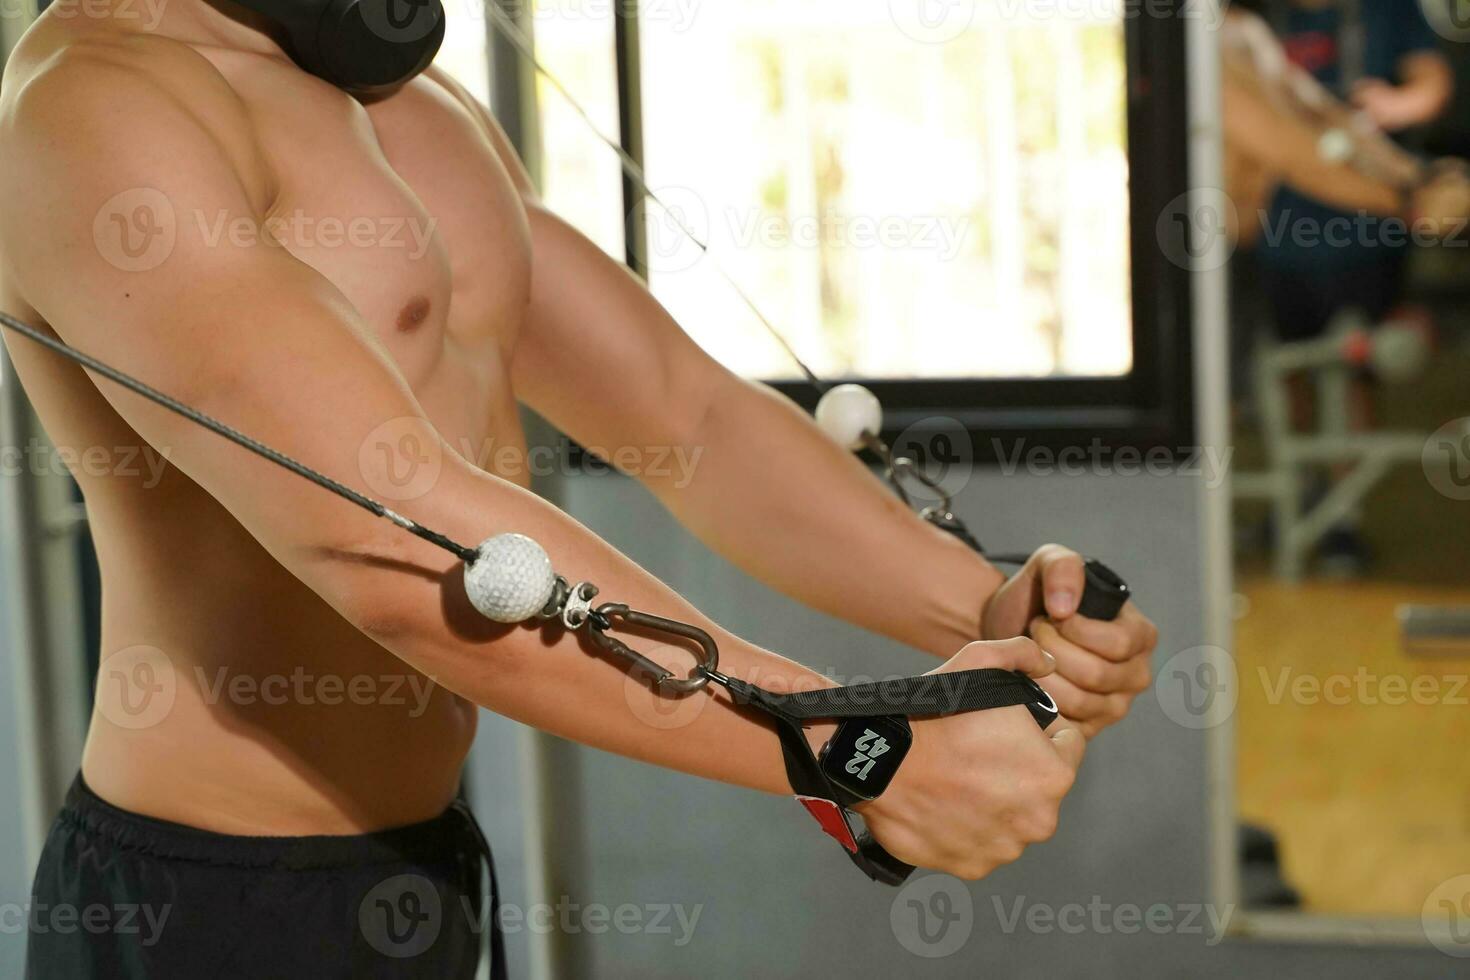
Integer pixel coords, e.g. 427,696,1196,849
235,0,446,93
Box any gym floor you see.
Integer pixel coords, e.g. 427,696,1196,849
1235,576,1470,915
1233,301,1470,917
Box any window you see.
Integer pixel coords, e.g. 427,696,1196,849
526,2,627,259
436,0,491,98
640,4,1133,382
504,1,1193,451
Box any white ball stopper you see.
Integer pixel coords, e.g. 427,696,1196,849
464,532,557,623
1370,321,1431,383
814,383,883,451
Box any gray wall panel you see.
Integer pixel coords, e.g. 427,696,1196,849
458,465,1454,978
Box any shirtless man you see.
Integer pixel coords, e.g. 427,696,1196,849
0,2,1158,975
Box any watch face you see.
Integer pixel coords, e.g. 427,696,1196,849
819,715,912,801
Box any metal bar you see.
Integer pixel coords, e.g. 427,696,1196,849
42,501,90,539
0,344,51,869
0,350,88,868
486,12,558,974
614,1,648,278
483,14,555,978
1399,604,1470,658
487,0,544,189
1185,0,1241,928
516,410,577,980
1292,454,1392,546
1230,472,1288,499
1233,908,1452,946
0,0,33,62
1280,433,1427,463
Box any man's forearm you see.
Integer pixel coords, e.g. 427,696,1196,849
504,193,1000,658
639,375,1004,658
322,457,837,796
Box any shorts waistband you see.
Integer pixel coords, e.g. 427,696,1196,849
60,773,479,872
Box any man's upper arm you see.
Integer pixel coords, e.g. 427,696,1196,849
0,45,450,604
427,69,735,462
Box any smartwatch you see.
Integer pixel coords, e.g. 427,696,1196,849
817,715,913,802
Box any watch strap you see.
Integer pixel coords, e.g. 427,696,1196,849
721,668,1057,885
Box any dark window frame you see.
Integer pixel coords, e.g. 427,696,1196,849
607,4,1195,458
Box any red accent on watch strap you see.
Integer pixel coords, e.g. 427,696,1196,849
796,796,859,853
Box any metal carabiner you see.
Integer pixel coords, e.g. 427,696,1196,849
858,431,955,516
586,604,724,696
889,455,954,514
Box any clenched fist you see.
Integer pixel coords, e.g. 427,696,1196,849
981,544,1157,738
857,637,1084,880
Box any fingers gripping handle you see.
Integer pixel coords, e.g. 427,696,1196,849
924,513,1131,622
853,569,1126,886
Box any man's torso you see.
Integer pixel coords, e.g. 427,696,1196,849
0,11,536,833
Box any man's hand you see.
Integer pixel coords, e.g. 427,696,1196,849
980,544,1155,738
857,638,1084,879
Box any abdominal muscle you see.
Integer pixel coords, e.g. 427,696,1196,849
80,365,521,838
79,482,482,837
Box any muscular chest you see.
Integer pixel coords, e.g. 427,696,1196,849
225,66,533,449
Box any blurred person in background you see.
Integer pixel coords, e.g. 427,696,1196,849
1227,0,1456,574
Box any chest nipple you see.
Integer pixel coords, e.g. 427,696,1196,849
396,295,433,333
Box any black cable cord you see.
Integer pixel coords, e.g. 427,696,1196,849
486,8,831,394
0,311,480,565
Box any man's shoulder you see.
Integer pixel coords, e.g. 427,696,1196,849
415,65,535,196
10,18,217,98
0,25,269,208
3,25,252,161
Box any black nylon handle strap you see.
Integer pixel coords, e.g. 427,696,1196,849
723,668,1057,885
729,668,1051,721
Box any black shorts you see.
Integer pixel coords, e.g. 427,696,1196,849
25,775,506,979
1260,251,1408,343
